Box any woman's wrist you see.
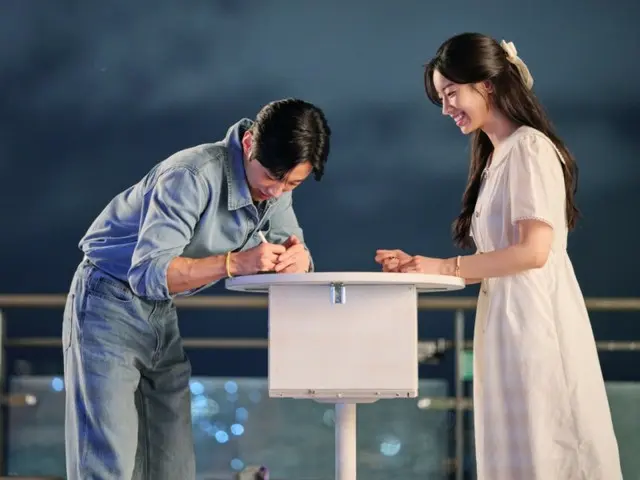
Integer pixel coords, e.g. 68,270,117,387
441,257,458,276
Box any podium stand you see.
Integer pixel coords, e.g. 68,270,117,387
226,272,464,480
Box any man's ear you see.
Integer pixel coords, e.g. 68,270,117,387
241,130,253,158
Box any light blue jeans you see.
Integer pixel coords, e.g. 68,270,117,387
62,259,195,479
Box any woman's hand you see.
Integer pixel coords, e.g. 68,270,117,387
396,255,449,274
375,249,412,272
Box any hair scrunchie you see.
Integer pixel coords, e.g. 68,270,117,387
500,40,534,90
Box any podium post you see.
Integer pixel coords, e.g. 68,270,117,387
226,272,464,480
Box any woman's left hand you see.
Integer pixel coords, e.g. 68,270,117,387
398,255,448,275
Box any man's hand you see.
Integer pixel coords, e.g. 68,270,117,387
231,242,287,276
274,235,310,273
375,249,412,272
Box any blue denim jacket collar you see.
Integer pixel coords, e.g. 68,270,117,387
223,119,278,212
223,119,254,211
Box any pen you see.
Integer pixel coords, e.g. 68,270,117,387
258,231,268,243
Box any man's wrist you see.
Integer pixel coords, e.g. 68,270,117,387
228,251,243,277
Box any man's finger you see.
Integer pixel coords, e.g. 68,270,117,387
275,255,297,272
278,244,304,263
259,260,277,272
267,252,282,264
279,263,301,274
284,235,301,248
264,243,287,255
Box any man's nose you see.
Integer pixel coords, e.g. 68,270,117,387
267,183,284,198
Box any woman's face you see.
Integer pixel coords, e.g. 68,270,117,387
432,69,492,135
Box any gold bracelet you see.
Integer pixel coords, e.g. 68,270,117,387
454,255,461,277
225,252,233,278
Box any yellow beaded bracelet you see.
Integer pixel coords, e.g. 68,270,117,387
225,252,233,278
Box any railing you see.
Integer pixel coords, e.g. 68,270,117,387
1,294,639,479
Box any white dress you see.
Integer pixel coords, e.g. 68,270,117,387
470,126,622,480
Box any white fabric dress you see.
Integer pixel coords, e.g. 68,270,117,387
470,126,622,480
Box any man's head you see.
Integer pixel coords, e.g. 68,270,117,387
241,98,331,202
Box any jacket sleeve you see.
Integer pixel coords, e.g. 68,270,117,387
127,167,210,300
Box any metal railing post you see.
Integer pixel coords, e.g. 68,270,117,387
454,309,465,480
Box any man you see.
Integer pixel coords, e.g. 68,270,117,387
62,98,331,479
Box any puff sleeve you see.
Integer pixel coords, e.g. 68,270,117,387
507,134,565,230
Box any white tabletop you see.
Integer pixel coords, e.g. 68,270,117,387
225,271,464,293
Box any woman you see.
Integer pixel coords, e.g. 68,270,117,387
376,33,622,479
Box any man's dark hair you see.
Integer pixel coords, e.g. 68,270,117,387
250,98,331,181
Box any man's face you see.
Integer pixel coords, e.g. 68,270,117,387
241,130,313,202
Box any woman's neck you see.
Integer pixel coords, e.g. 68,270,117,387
482,111,519,150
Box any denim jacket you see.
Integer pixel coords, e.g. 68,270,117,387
79,119,313,300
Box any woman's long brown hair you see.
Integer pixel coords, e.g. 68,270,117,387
424,33,580,249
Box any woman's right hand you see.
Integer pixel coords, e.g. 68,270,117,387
375,249,412,272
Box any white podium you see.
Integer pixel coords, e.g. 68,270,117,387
225,272,464,480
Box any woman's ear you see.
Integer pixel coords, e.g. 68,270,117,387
482,80,494,93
